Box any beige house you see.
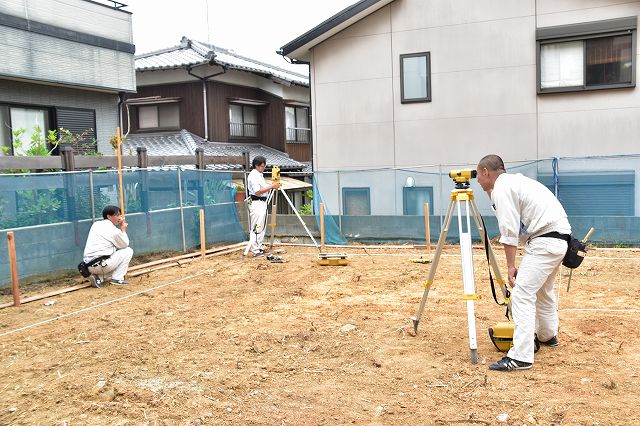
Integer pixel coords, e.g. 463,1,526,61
280,0,640,217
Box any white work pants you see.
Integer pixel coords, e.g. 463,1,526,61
507,237,567,364
88,247,134,281
244,199,268,255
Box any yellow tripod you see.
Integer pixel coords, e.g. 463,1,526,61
411,171,511,364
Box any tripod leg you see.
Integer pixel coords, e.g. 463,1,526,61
268,189,278,250
411,197,456,334
458,199,478,364
279,188,319,247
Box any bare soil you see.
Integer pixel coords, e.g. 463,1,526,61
0,245,638,425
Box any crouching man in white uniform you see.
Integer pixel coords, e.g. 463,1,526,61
476,155,570,371
243,156,281,257
83,205,133,287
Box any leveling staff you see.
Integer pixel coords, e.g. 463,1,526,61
243,156,281,257
476,155,570,372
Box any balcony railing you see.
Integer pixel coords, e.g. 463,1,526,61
286,127,311,143
230,122,260,138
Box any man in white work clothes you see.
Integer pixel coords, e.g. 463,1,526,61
83,205,133,287
476,154,570,371
243,156,281,257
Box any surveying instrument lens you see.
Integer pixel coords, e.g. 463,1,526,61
449,169,477,189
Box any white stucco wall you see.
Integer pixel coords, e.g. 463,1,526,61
307,0,640,215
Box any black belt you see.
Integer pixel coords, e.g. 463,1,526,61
250,195,267,201
536,231,570,242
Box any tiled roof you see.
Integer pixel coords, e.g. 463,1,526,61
124,130,307,171
136,37,308,87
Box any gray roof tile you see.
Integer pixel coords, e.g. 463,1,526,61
124,130,307,171
136,37,308,87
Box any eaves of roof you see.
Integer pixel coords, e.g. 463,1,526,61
279,0,395,61
135,38,308,87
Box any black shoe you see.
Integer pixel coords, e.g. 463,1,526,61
537,335,559,347
89,275,103,288
489,356,532,371
110,278,129,286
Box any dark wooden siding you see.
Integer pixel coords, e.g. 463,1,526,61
127,79,311,161
126,82,205,137
285,142,311,162
207,81,285,151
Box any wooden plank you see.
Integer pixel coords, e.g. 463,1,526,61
0,283,91,309
0,154,244,171
128,242,246,272
0,156,60,170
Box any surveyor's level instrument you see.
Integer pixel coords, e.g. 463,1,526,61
265,168,319,260
411,172,510,364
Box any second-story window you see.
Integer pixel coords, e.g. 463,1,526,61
400,52,431,103
138,104,180,130
285,106,310,143
537,17,636,93
229,104,259,138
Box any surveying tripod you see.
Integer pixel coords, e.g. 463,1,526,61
411,170,511,364
265,166,318,251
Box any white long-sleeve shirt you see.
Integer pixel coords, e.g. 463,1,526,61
247,168,268,196
83,219,130,262
491,173,571,247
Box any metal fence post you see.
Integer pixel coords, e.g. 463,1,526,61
177,168,187,252
89,170,96,222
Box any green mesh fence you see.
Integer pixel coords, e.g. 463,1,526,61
0,168,246,286
312,155,640,245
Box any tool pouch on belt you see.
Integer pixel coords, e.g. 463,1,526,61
537,232,586,269
77,255,110,277
562,236,587,269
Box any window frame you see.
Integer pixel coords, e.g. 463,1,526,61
0,103,54,156
229,103,260,139
342,187,371,216
400,52,432,103
284,105,310,143
536,16,637,94
137,103,180,131
402,186,434,216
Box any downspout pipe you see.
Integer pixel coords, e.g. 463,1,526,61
187,65,227,141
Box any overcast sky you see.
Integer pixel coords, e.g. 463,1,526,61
124,0,356,72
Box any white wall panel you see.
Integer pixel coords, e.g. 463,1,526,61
390,0,533,33
0,27,135,92
394,114,538,167
0,0,133,43
315,78,393,126
391,16,536,75
315,122,395,170
538,108,640,157
313,33,392,84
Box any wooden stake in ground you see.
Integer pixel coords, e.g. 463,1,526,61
7,231,20,306
320,202,326,253
424,202,431,252
200,209,206,259
116,127,125,218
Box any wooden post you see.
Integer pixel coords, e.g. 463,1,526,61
200,209,206,259
136,146,148,168
320,202,326,253
116,127,125,218
7,232,20,307
242,151,251,172
59,145,75,171
195,148,205,169
424,203,431,252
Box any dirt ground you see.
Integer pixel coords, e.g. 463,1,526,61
0,244,639,426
